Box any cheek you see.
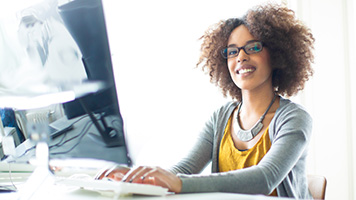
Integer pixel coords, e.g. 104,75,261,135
257,50,273,74
227,59,236,75
261,50,272,68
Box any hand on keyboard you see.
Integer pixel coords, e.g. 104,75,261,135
122,166,182,194
94,165,130,181
95,165,182,194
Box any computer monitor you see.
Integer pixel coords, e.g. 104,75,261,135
0,0,131,166
52,0,131,165
58,0,124,147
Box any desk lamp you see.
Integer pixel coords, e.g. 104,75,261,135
0,0,105,198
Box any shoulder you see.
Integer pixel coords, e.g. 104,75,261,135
218,101,238,113
276,97,312,120
204,101,238,131
213,101,238,120
270,97,313,140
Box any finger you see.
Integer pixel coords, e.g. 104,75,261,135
142,176,157,185
121,168,136,182
95,165,130,180
95,164,120,180
94,169,109,180
128,167,154,184
122,166,147,182
104,165,120,177
106,169,130,181
141,167,182,193
144,168,171,188
49,165,63,172
141,168,158,185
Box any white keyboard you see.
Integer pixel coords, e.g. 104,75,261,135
55,175,169,197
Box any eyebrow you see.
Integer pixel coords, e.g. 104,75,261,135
227,40,260,48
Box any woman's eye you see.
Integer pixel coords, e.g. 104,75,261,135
228,49,238,55
246,43,262,52
247,45,256,51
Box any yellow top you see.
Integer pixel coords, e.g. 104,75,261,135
219,115,277,196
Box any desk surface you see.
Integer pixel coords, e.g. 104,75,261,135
0,165,290,200
0,191,289,200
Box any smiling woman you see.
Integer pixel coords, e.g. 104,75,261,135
99,2,315,199
225,25,273,95
102,0,282,168
197,5,314,101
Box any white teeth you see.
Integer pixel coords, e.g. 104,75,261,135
238,68,254,74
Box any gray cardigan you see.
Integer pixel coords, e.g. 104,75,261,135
170,97,313,199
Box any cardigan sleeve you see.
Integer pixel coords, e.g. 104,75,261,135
169,106,218,175
169,102,236,175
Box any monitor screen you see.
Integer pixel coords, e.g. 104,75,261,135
57,0,126,147
58,0,117,119
53,0,131,165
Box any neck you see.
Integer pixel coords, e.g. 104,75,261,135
240,90,276,115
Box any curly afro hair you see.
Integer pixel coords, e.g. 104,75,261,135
197,3,315,101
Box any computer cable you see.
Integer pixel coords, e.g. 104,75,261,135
49,118,92,149
0,163,18,192
15,115,87,159
49,121,93,155
48,113,102,151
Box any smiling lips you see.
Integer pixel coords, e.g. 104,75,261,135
236,65,256,75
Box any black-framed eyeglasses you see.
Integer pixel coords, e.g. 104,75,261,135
221,41,264,59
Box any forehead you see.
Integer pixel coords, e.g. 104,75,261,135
228,25,256,46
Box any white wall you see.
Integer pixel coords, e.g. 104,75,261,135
287,0,356,199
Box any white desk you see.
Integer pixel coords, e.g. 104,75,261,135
0,190,289,200
0,167,290,200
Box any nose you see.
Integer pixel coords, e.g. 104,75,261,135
236,49,249,63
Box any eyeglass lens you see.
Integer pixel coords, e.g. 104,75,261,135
222,41,263,59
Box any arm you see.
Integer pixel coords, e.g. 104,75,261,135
103,103,234,193
170,102,236,175
178,103,312,195
97,101,312,196
169,114,216,175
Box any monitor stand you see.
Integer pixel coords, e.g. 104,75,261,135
78,99,122,147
